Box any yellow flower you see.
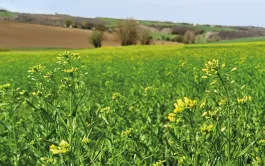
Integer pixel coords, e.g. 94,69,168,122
230,67,237,72
144,86,153,92
0,83,11,89
40,157,46,161
173,106,184,113
189,99,197,108
202,112,208,117
63,67,78,73
123,128,133,136
19,90,27,95
59,140,69,148
219,99,227,105
153,160,165,166
210,80,217,85
177,99,186,108
50,140,70,155
172,97,197,116
168,113,176,122
50,144,60,155
252,156,262,165
201,124,214,134
112,92,121,100
28,64,45,73
178,156,186,164
202,59,220,76
43,71,52,79
207,124,214,130
100,107,112,113
32,90,42,97
200,101,206,109
82,137,89,144
259,140,265,145
237,96,252,104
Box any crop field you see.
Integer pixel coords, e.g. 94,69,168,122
1,43,265,165
216,36,265,44
0,21,120,49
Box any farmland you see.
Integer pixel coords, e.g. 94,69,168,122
1,43,265,165
0,21,120,49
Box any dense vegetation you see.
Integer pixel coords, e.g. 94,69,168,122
1,44,265,165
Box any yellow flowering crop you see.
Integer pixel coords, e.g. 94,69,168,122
112,92,121,100
202,59,220,76
168,113,176,122
82,137,89,144
63,67,78,73
153,160,165,166
201,124,214,134
237,96,252,104
173,97,197,114
100,107,112,113
28,64,45,73
123,128,133,136
50,140,70,155
0,83,11,89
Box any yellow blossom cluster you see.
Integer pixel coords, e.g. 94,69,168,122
43,71,53,79
168,97,197,122
19,90,27,95
100,107,112,113
0,83,11,89
178,156,186,164
144,86,157,93
82,137,89,144
237,95,252,104
32,90,42,96
63,67,78,73
259,140,265,145
112,92,121,100
168,113,176,122
200,124,214,134
202,59,223,78
153,160,165,166
123,128,133,136
202,110,219,120
50,140,70,155
57,52,80,61
28,64,46,73
174,97,197,113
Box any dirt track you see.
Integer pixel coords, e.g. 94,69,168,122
0,21,180,49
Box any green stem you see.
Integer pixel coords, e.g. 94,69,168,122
12,121,18,166
217,73,231,162
69,91,72,144
190,110,198,165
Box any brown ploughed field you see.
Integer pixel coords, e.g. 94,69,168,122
0,21,121,49
0,21,181,49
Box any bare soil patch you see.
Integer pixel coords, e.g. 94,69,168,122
0,21,181,49
0,21,120,48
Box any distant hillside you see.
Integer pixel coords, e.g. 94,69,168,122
0,21,181,49
1,10,265,44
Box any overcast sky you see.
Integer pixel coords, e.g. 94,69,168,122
1,0,265,27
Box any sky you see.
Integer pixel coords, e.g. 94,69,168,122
1,0,265,27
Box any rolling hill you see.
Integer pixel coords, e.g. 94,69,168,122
0,9,264,48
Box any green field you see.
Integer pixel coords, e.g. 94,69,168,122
217,36,265,43
0,11,17,18
150,32,175,40
1,43,265,165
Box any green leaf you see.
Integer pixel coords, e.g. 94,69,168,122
0,103,8,107
238,141,255,157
